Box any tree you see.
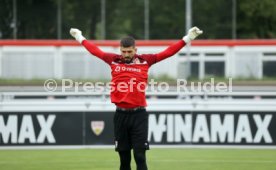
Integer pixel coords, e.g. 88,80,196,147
1,0,276,39
0,0,17,39
150,0,185,39
193,0,232,39
238,0,276,38
61,0,101,39
104,0,144,39
17,0,57,39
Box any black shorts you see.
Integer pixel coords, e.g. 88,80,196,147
113,108,149,152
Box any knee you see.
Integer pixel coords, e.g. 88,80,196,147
134,150,146,164
119,151,131,163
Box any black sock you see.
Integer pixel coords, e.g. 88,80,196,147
134,149,147,170
119,150,131,170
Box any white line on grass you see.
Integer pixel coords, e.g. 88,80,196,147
150,159,276,164
0,159,275,165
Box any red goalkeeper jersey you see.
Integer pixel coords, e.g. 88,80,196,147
82,40,186,108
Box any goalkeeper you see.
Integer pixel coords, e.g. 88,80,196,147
70,27,203,170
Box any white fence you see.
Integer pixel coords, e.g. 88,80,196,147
0,40,276,79
1,90,276,112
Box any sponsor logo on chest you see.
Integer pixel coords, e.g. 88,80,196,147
112,59,147,73
114,66,141,73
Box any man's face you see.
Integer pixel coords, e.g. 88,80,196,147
120,46,137,63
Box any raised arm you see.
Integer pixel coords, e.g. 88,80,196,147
155,27,203,63
70,28,116,64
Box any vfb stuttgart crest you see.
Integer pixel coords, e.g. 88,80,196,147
91,121,105,136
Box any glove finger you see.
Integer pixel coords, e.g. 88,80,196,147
196,30,203,34
194,27,202,34
191,27,197,32
70,28,76,35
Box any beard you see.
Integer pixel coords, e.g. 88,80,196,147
124,57,133,63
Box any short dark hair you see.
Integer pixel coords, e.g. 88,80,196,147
120,36,135,47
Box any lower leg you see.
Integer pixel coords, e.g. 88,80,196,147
119,150,131,170
133,149,147,170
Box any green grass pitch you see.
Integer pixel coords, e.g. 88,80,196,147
0,148,275,170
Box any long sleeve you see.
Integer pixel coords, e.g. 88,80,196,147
155,40,186,63
82,40,117,64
